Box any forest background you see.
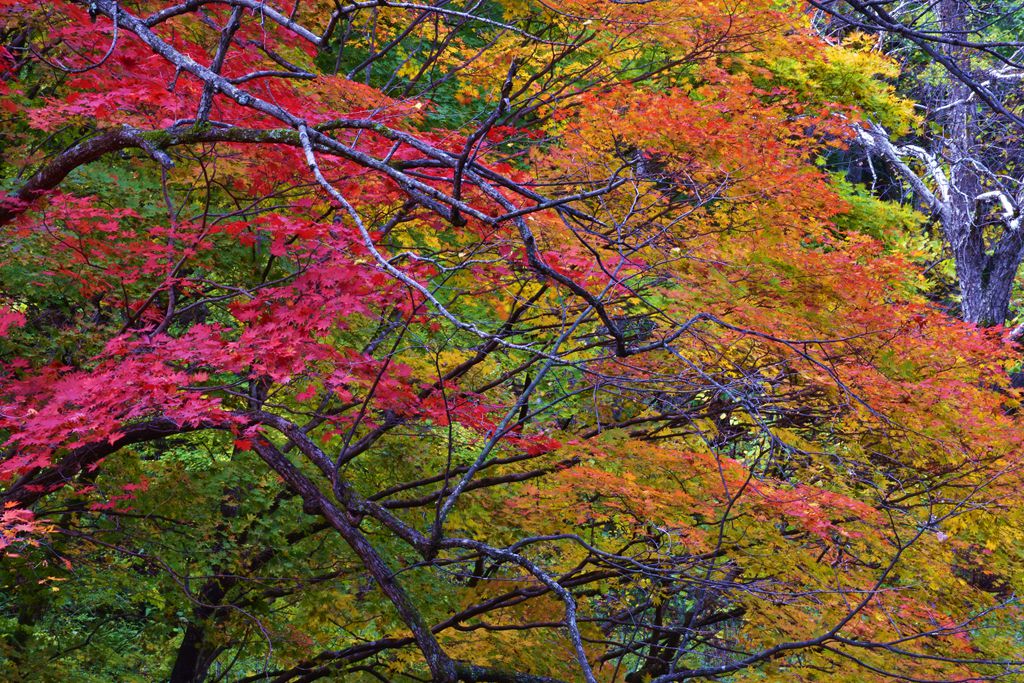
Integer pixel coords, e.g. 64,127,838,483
2,1,1024,681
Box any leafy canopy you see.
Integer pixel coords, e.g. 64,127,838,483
0,1,1022,682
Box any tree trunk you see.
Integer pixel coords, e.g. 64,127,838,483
169,623,218,683
168,581,230,683
937,0,1024,326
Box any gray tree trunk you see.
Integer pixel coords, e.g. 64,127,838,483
937,0,1024,325
841,0,1024,326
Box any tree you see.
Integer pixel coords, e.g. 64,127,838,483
810,0,1024,325
2,1,1024,681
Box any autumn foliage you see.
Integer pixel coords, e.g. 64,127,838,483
1,1,1023,681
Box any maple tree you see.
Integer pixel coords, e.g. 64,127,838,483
2,1,1024,682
